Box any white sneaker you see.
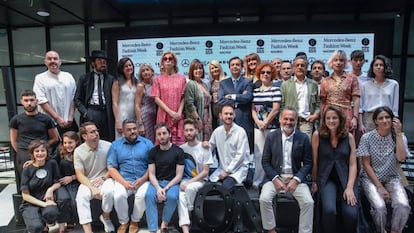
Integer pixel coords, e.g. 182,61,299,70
99,214,115,233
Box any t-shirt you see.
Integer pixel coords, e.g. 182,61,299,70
20,159,61,200
9,113,56,150
74,140,111,180
148,144,185,181
180,142,213,180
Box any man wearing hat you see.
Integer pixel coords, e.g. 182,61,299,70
74,50,116,142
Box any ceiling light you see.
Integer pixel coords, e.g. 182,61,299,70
36,9,50,17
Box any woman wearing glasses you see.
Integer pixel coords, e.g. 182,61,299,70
151,51,187,145
251,62,281,188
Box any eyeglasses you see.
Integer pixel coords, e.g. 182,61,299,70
260,71,271,75
87,129,99,134
163,56,174,61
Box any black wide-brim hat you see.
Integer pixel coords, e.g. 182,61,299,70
87,50,108,60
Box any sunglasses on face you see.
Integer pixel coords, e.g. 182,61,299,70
163,56,174,61
260,71,271,75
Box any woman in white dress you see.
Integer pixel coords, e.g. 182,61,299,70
112,57,137,138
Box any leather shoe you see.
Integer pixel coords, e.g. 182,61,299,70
160,227,169,233
128,222,139,233
117,223,128,233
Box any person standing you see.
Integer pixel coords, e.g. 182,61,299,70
74,50,116,142
251,62,281,188
320,50,360,134
280,56,320,139
259,107,314,233
218,56,254,152
33,50,78,136
145,123,185,233
209,104,250,191
107,119,153,233
9,90,59,191
135,64,157,142
74,122,115,233
112,57,137,139
178,119,213,233
151,51,187,145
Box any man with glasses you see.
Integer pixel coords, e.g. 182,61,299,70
74,121,115,233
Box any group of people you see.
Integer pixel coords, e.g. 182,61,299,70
8,47,412,233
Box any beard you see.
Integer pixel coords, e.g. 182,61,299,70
24,105,36,112
282,126,294,134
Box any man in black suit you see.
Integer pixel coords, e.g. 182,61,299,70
74,50,115,142
259,107,314,233
218,56,253,152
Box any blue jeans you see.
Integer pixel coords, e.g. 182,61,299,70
320,179,358,233
145,180,179,232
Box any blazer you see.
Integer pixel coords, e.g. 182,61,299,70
262,129,312,183
74,72,115,136
280,77,320,116
218,76,253,132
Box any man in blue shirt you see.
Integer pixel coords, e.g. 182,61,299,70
107,119,154,233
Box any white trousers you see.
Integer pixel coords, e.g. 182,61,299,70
177,180,204,226
253,128,276,187
259,181,314,233
76,178,114,225
113,180,149,224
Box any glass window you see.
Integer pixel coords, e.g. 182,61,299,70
408,11,414,54
89,22,124,52
393,16,403,55
404,58,414,99
392,58,401,83
0,68,7,105
0,107,9,142
60,63,86,83
403,102,414,144
0,29,9,66
51,25,85,63
12,27,46,65
14,66,47,102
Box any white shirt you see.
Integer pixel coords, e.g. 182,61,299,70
33,70,76,122
281,130,294,174
294,76,310,118
90,72,106,105
359,78,399,116
180,142,214,181
209,123,250,183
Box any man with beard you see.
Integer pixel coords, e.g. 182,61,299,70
33,50,78,136
75,50,115,142
209,104,250,191
145,123,185,233
107,119,153,233
9,90,59,191
259,107,314,233
74,121,115,233
178,119,213,233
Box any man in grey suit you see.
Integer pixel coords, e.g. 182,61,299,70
74,50,116,142
259,107,314,233
218,56,253,152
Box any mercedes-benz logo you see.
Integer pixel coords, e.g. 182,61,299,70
182,59,190,67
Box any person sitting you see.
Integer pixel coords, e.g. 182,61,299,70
357,106,411,233
20,139,71,233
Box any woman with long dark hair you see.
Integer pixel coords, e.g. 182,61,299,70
357,106,410,233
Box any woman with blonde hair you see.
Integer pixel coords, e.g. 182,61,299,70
135,63,157,142
209,60,226,129
151,51,187,145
